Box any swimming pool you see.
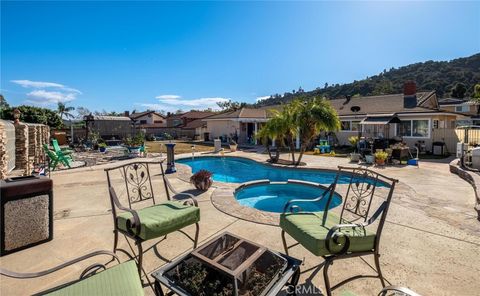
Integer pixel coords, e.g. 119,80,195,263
234,181,342,213
177,156,363,185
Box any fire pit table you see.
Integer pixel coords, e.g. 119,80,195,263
152,232,302,296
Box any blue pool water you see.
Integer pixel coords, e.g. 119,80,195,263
178,156,358,185
235,183,342,213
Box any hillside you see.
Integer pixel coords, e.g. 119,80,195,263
257,53,480,106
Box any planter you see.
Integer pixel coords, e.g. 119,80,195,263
193,178,213,191
350,153,360,162
365,154,375,164
376,158,386,166
128,146,141,158
229,144,238,152
99,147,107,153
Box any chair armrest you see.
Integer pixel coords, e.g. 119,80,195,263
283,184,334,213
163,176,198,207
0,250,119,279
109,187,142,236
325,223,366,255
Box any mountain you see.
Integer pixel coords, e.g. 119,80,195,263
256,53,480,106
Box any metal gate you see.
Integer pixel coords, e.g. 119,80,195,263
1,120,16,172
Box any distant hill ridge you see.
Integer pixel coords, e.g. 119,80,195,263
256,53,480,106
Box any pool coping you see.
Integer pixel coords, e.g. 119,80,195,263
173,155,416,225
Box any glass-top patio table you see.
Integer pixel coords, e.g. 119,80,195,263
151,232,302,296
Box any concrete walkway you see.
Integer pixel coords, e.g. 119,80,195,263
0,152,478,295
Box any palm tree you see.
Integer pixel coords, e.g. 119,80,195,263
57,102,75,120
256,104,298,163
293,97,340,165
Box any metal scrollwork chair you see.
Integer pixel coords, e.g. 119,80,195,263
280,166,398,296
0,250,145,295
105,160,200,277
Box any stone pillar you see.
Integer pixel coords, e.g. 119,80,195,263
296,132,300,149
15,122,29,175
0,121,7,179
254,122,258,145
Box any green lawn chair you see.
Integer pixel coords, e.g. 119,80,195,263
51,139,74,158
43,144,71,170
0,250,145,295
280,166,398,296
105,160,200,276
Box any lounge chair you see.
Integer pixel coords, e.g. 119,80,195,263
51,139,74,156
378,286,421,296
43,144,71,170
105,160,200,276
0,250,145,295
280,166,398,296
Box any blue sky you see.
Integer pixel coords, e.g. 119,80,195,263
1,1,479,114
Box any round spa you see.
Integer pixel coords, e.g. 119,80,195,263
234,180,342,213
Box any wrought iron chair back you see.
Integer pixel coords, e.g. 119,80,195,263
105,161,161,209
323,166,398,250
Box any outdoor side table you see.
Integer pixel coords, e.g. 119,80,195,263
0,175,53,256
151,232,302,296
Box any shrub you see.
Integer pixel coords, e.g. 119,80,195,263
190,170,212,184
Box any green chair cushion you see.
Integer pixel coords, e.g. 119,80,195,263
45,260,143,296
280,211,376,256
117,201,200,240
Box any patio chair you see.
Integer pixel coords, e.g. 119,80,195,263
51,139,74,156
43,144,71,170
105,161,200,276
378,286,421,296
0,250,145,295
280,166,398,296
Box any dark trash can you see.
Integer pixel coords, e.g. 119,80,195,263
1,175,53,256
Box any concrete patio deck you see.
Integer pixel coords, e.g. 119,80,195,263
1,151,479,295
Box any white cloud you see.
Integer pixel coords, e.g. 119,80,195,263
11,79,82,94
155,94,181,100
27,90,77,104
256,96,270,102
138,96,230,113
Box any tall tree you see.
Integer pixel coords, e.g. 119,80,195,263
451,82,467,98
471,84,480,114
57,102,75,120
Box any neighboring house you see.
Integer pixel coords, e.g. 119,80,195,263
203,108,272,144
166,111,215,127
130,111,166,127
438,98,479,126
89,115,133,139
182,119,208,140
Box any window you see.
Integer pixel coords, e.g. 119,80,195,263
340,120,361,131
341,121,351,131
455,105,469,112
139,120,147,124
396,119,429,138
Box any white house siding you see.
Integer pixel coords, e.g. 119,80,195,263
206,120,240,140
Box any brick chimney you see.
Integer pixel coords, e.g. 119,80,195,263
403,81,417,108
124,111,130,117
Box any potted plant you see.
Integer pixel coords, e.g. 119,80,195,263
124,132,145,157
190,170,213,191
98,142,107,153
348,136,360,162
229,140,238,152
374,151,388,166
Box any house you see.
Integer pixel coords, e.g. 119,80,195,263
326,82,470,153
438,97,479,126
166,111,215,127
182,119,208,140
203,108,273,144
129,111,166,127
203,82,469,153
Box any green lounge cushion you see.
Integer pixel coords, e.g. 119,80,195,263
117,201,200,240
280,211,376,256
45,260,143,296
